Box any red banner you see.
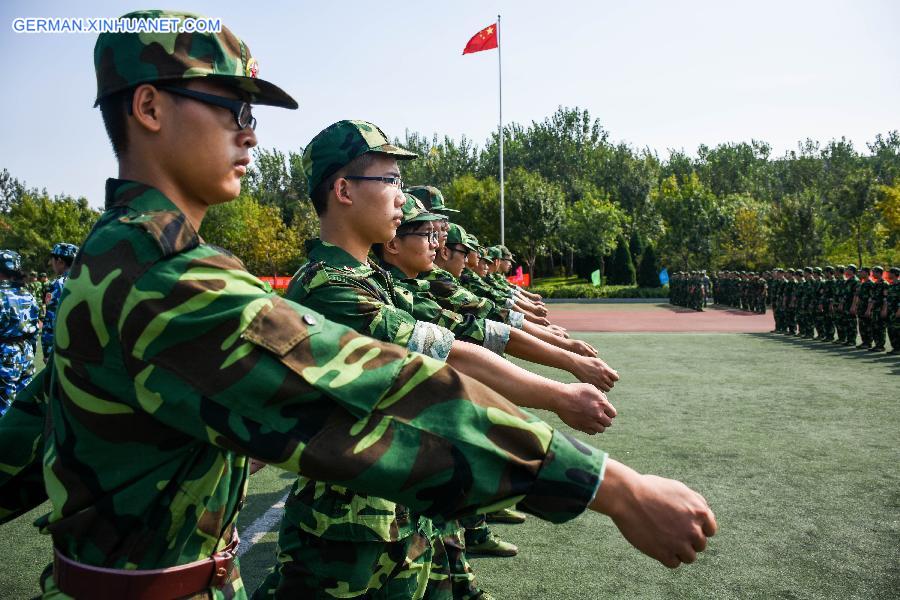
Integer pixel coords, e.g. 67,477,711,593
258,276,291,290
507,267,530,287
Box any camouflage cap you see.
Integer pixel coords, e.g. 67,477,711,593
400,193,445,225
51,243,79,259
499,245,514,260
0,250,21,275
813,267,823,274
889,266,900,276
488,246,503,260
93,10,297,109
405,185,459,214
446,223,474,250
846,264,857,272
824,266,835,273
871,265,884,273
303,120,417,196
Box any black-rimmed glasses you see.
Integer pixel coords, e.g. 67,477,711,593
158,86,256,131
344,175,403,188
397,231,439,244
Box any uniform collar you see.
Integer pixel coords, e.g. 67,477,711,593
306,239,373,272
105,178,183,213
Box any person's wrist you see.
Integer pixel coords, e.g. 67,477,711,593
589,459,638,517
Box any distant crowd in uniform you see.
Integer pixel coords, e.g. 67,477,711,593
0,243,78,415
669,266,899,354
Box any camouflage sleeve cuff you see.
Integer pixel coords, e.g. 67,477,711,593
482,320,511,355
504,298,516,309
518,431,606,524
407,321,455,362
507,310,525,329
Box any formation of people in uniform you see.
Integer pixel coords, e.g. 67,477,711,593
2,9,721,600
668,271,711,311
669,267,899,354
0,243,78,415
768,265,899,353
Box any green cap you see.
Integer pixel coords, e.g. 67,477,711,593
93,10,297,109
405,185,459,214
400,193,444,225
446,223,474,250
813,267,823,274
846,264,857,272
499,245,514,260
888,266,899,276
488,246,503,260
302,120,417,196
872,265,884,273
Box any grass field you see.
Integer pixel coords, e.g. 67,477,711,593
2,330,898,599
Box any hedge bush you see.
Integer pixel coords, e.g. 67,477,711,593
528,283,668,299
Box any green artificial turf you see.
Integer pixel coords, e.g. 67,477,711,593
2,333,897,599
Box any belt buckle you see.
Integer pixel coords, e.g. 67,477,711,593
209,542,237,589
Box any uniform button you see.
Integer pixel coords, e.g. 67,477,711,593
303,314,317,326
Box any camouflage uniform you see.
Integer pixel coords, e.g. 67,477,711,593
0,16,606,600
839,266,860,346
868,267,888,351
41,243,79,360
855,269,874,349
0,251,40,415
886,267,900,353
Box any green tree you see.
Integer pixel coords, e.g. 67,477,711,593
652,173,726,270
444,175,500,243
715,195,770,270
562,193,625,278
504,168,565,277
637,243,661,287
767,191,825,267
201,195,303,276
606,234,636,285
0,191,99,271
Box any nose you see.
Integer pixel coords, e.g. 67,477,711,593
239,126,257,149
394,188,405,207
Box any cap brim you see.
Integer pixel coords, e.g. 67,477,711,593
435,207,460,214
372,143,418,160
405,213,446,224
210,74,298,109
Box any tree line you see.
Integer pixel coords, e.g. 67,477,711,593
2,106,898,281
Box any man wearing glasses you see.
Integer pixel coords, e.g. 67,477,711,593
250,120,717,599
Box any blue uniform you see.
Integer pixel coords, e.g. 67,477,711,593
0,280,39,414
40,272,68,359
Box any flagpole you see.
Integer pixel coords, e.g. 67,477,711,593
497,14,504,246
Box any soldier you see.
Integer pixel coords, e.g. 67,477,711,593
839,265,860,346
852,267,873,349
41,242,78,362
867,266,887,352
885,267,900,354
782,270,798,335
0,12,716,599
268,122,624,597
0,250,39,415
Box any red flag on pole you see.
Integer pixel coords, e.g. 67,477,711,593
462,23,498,54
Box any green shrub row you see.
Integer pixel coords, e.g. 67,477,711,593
527,283,669,299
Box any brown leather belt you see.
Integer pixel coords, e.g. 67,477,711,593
53,531,239,600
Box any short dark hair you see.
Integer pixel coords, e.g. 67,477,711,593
372,221,429,261
98,88,135,159
310,152,381,217
52,255,74,268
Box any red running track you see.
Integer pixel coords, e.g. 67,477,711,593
546,303,775,333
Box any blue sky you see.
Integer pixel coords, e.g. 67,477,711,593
2,0,898,207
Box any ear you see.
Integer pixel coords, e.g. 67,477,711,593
332,177,354,207
131,84,165,134
384,236,402,257
438,246,450,260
